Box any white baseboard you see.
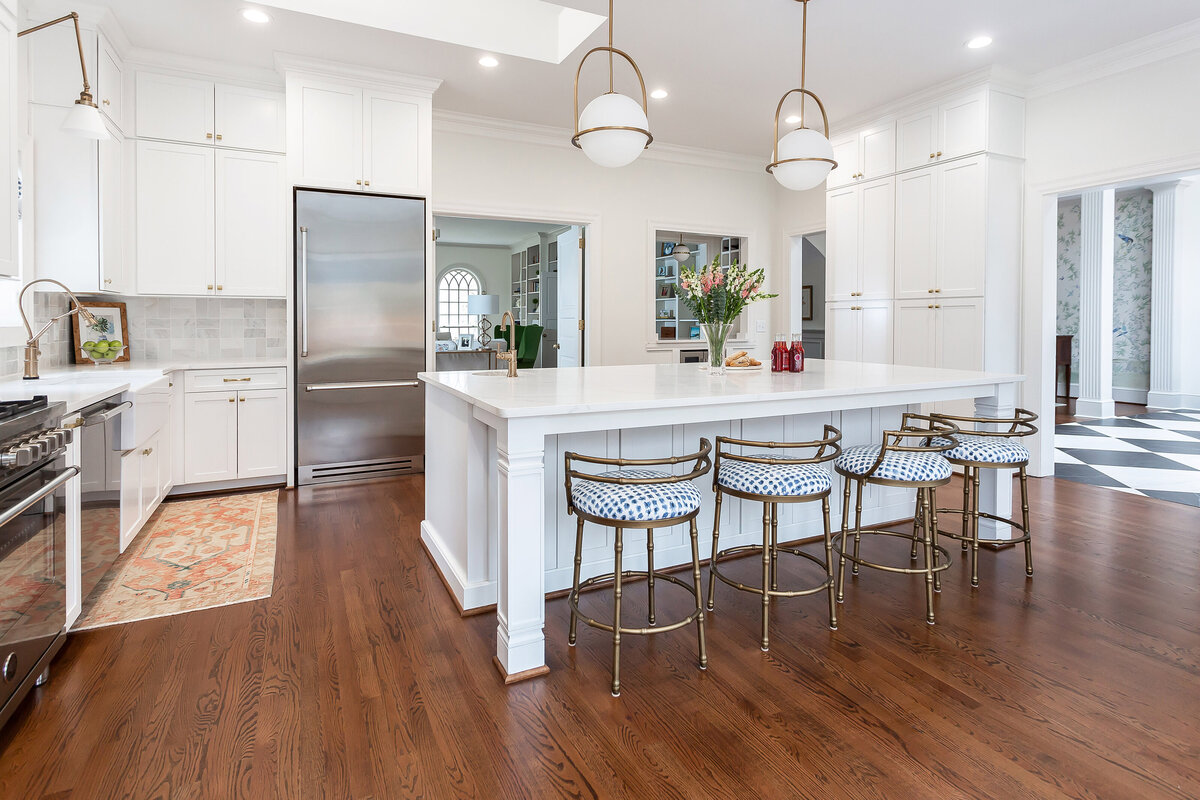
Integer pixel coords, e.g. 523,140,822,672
420,521,497,611
1147,391,1200,411
1074,397,1116,418
1065,383,1148,409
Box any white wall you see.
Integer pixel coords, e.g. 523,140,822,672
432,128,782,365
435,243,513,320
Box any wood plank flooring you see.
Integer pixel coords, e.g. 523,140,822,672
1,474,1198,799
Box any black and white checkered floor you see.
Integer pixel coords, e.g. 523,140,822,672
1055,409,1200,508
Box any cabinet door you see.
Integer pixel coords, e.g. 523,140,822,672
97,35,124,131
937,298,984,371
215,150,286,297
826,133,859,189
937,156,986,297
30,104,98,289
893,300,936,368
139,433,162,523
236,389,287,479
136,140,215,295
158,409,174,497
294,81,362,190
362,90,421,194
858,177,895,299
894,167,938,299
136,73,214,144
859,302,893,365
98,121,130,293
0,6,13,277
896,106,938,171
215,84,286,152
118,449,141,553
825,303,860,361
184,393,239,484
825,186,859,301
859,121,896,179
939,89,987,161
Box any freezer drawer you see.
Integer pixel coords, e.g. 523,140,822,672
296,380,424,484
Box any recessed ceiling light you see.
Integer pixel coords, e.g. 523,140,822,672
785,114,802,125
966,35,993,49
650,88,668,100
478,55,499,68
241,8,271,24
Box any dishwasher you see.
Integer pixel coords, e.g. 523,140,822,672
71,396,131,609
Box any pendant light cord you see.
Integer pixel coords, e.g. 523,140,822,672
799,0,808,128
608,0,615,93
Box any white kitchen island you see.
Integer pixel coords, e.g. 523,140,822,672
418,360,1022,682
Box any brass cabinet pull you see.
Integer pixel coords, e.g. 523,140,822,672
216,133,223,141
929,153,935,159
239,397,246,402
364,180,370,186
934,288,941,293
936,150,943,157
928,304,934,309
355,179,363,185
935,304,941,308
142,447,153,456
216,285,223,291
223,377,252,383
207,284,214,290
206,132,213,139
228,397,236,403
64,417,84,430
102,98,110,106
104,278,112,285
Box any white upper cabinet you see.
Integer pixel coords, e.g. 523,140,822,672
827,121,895,188
825,186,858,299
895,87,1023,172
98,120,132,293
896,106,938,173
215,150,287,297
825,177,893,300
137,73,285,152
827,134,859,189
96,35,124,130
894,167,938,299
136,140,215,295
937,155,986,297
285,65,438,196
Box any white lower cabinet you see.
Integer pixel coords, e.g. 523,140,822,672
118,422,172,552
826,301,892,364
183,378,287,486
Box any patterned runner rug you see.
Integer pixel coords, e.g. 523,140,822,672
74,490,279,631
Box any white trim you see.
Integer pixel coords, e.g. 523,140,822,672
125,48,284,90
1029,18,1200,98
1147,392,1200,411
433,109,766,174
274,54,442,95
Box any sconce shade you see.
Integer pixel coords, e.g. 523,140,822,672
62,101,109,140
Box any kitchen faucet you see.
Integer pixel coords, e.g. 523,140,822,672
18,278,98,380
497,311,518,378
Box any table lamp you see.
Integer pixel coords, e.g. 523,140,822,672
468,294,500,348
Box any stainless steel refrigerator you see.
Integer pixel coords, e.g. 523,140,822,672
295,189,426,485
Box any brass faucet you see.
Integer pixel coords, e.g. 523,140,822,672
497,311,518,378
18,279,98,380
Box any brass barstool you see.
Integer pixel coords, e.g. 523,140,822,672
565,439,712,697
833,414,959,625
706,426,842,650
926,409,1039,587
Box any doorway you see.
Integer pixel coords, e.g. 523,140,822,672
789,231,826,357
432,215,586,370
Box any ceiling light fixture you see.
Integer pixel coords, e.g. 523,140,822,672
767,0,836,191
966,35,993,49
650,88,668,100
478,55,499,68
17,12,109,140
241,8,271,24
571,0,652,168
671,232,691,263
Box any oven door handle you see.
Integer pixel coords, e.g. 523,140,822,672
0,466,79,528
82,401,132,427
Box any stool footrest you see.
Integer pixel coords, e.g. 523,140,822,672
568,570,702,636
710,544,833,598
933,508,1031,546
833,528,952,575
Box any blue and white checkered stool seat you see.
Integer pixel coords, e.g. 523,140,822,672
835,445,952,483
717,456,832,497
931,435,1029,465
571,468,703,522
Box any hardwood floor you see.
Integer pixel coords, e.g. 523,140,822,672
1,475,1198,799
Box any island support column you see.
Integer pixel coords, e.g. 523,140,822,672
975,381,1017,542
493,418,549,682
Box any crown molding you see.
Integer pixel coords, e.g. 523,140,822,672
1029,18,1200,98
432,110,766,174
123,47,284,89
274,54,442,95
23,0,133,54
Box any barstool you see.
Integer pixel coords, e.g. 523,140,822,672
927,409,1039,587
564,439,712,697
706,426,842,650
833,414,959,625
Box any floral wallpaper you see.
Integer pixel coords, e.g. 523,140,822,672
1056,189,1154,392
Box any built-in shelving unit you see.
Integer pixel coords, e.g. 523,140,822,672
653,234,744,343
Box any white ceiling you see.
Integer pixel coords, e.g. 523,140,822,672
55,0,1200,155
434,215,565,247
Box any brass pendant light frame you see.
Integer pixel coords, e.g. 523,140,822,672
570,0,653,152
766,0,838,177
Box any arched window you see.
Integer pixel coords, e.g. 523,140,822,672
437,267,483,342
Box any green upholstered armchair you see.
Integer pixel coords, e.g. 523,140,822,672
494,323,544,368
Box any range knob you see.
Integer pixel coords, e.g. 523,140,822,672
0,445,32,468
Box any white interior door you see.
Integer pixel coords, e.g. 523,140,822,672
555,226,582,367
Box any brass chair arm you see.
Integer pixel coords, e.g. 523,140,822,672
565,438,713,490
930,408,1039,438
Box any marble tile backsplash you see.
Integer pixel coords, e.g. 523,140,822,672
0,293,288,378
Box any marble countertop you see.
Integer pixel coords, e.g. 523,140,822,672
0,358,289,415
418,360,1024,419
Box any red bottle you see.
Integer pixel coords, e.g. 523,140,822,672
771,333,788,372
789,333,805,372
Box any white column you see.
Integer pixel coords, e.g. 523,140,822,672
1075,188,1116,418
975,381,1017,541
1147,182,1183,409
493,419,549,682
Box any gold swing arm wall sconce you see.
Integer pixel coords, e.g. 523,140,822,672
18,12,96,112
570,0,653,151
766,87,836,176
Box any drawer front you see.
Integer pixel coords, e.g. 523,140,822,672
184,368,286,393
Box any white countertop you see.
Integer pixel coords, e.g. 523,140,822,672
0,358,288,415
418,360,1024,419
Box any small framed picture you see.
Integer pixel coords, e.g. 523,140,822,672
661,241,676,257
802,285,814,321
71,300,131,363
458,334,473,349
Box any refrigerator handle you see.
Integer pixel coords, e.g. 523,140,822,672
299,226,309,358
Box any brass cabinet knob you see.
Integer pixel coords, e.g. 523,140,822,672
356,179,363,185
936,150,943,157
216,285,223,291
239,397,246,402
104,278,112,284
206,132,213,139
143,447,152,456
207,284,214,290
935,304,941,308
934,288,941,293
102,98,110,106
228,397,236,403
929,153,935,159
216,134,223,141
364,180,370,186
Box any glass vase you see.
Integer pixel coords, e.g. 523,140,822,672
702,322,733,376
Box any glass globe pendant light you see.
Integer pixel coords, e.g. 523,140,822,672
571,0,653,168
767,0,836,190
671,232,691,263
